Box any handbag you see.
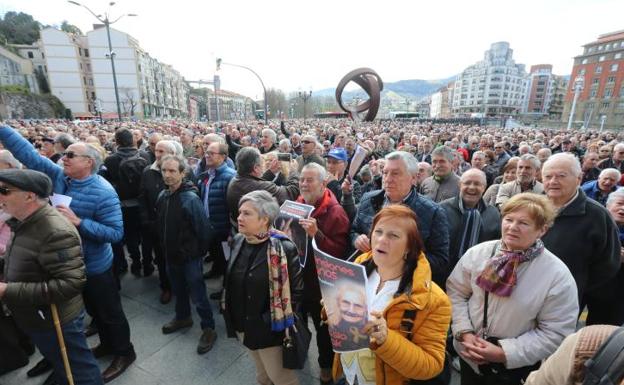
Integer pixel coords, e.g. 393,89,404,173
282,314,311,369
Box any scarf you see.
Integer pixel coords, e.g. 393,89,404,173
457,199,482,260
476,239,544,297
264,230,295,332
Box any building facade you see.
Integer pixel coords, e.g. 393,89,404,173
430,84,452,118
562,30,624,130
0,45,39,93
523,64,558,116
452,42,527,117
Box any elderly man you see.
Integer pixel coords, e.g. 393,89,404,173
0,169,102,385
581,151,601,185
420,146,461,203
495,154,544,207
259,128,277,154
493,141,511,171
598,142,624,173
156,155,216,355
296,162,349,384
416,161,432,190
440,169,500,288
295,134,325,172
470,150,494,186
144,132,162,164
197,141,236,280
536,147,552,165
0,125,135,382
351,151,450,286
139,140,176,304
226,147,299,228
581,168,621,206
325,147,362,213
195,134,235,179
180,129,195,157
541,153,620,325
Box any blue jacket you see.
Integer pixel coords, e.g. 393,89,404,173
0,126,124,276
197,162,236,237
350,188,450,287
581,180,614,206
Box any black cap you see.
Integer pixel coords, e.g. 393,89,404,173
0,169,53,198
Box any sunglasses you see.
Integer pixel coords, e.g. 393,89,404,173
0,186,17,195
63,151,91,159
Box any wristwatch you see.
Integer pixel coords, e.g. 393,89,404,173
454,330,473,341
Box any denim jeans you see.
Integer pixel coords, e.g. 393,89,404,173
83,268,134,356
167,257,215,330
28,315,103,385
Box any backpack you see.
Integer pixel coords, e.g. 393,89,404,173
583,326,624,385
117,153,148,200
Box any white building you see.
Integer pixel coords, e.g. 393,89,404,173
452,42,527,117
430,91,442,118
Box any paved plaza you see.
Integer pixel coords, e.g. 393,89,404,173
0,266,459,385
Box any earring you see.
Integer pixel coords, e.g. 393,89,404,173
403,252,408,260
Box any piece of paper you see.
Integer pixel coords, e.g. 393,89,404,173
274,200,315,267
50,193,72,208
348,145,368,179
222,241,231,261
313,239,370,353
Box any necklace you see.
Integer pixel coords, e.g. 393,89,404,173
376,272,403,294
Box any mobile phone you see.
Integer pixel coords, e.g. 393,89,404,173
277,153,291,162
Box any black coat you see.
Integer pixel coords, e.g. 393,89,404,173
223,234,303,350
138,165,166,227
541,188,620,302
440,196,501,282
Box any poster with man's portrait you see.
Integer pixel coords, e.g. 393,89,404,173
312,240,370,352
274,200,315,266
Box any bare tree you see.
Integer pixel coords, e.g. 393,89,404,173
120,88,137,117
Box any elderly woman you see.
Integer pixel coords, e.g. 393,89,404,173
447,193,579,385
482,158,519,207
332,205,451,385
581,167,621,206
222,191,303,385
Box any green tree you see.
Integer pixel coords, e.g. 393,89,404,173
0,12,41,44
60,20,83,35
34,68,50,93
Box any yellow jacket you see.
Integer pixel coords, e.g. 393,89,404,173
332,251,452,384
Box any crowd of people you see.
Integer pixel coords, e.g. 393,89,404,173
0,116,623,385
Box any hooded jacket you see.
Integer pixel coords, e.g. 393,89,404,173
332,252,451,384
196,162,236,237
155,181,210,264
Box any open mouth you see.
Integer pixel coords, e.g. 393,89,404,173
375,248,387,255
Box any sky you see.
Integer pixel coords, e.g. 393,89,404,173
3,0,624,99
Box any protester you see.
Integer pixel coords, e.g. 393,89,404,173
495,154,543,207
581,167,621,206
420,146,461,203
0,124,135,383
222,191,303,385
156,155,217,354
0,169,103,385
482,158,518,207
295,134,325,172
541,153,621,324
332,205,451,385
447,193,578,385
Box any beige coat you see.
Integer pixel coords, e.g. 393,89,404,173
495,180,544,207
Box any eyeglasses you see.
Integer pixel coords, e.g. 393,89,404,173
62,151,91,159
0,186,17,195
205,151,225,157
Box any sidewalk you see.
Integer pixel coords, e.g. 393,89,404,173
0,268,459,385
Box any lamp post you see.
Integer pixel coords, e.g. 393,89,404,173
566,74,585,130
68,1,136,122
299,90,312,122
599,115,607,134
216,58,267,124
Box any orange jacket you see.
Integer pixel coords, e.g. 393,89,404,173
332,251,452,384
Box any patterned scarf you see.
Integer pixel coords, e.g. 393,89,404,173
266,230,295,332
476,240,544,297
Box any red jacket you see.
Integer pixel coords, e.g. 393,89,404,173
297,189,350,301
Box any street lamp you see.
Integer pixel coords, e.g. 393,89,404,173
216,58,268,124
299,90,312,122
68,1,136,121
566,74,585,130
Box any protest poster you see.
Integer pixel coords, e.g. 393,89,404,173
274,200,315,266
348,145,368,179
312,240,370,352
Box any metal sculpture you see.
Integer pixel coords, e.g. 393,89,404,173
335,68,383,122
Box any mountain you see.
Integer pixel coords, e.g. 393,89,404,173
313,76,457,101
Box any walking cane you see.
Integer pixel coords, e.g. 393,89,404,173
50,303,75,385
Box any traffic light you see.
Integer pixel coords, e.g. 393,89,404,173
216,58,222,71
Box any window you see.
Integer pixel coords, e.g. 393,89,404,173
582,58,589,64
593,78,600,85
83,76,86,85
599,45,604,51
84,49,89,57
91,92,95,99
87,63,91,71
606,44,612,50
27,51,34,58
80,63,82,70
611,64,619,72
579,69,586,75
596,66,603,74
618,101,624,110
41,52,44,59
38,65,42,72
591,89,597,98
605,89,613,98
599,56,606,62
616,53,623,59
608,76,616,83
78,47,82,56
88,78,93,86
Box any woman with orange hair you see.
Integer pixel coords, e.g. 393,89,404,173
331,204,451,385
